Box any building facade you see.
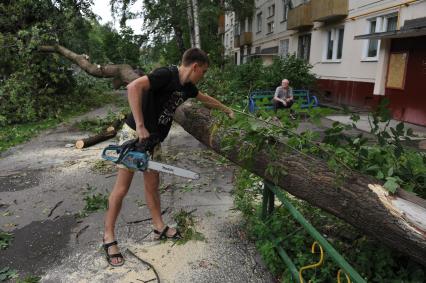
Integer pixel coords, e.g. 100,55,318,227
222,0,426,126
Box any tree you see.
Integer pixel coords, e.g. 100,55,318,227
0,0,143,125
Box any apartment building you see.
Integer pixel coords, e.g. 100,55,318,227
221,0,426,125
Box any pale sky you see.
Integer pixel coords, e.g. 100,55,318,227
92,0,144,35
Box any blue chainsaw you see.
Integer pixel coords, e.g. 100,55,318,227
101,135,199,180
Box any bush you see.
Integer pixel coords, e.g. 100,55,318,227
199,55,317,108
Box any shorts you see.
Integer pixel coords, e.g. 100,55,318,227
116,123,162,171
273,100,294,113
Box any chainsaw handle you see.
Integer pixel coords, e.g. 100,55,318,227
136,134,160,152
101,145,121,163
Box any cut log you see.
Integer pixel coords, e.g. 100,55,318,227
75,117,125,149
174,101,426,266
75,128,117,149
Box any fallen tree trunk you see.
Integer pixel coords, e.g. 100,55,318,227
174,102,426,266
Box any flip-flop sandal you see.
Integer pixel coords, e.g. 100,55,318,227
153,225,182,241
103,240,125,267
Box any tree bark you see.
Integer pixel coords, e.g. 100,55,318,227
174,101,426,266
173,25,186,56
75,128,117,149
39,45,140,88
186,0,196,47
191,0,201,48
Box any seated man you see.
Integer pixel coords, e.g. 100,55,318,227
272,79,294,113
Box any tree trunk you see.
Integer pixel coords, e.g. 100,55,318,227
186,0,195,47
173,25,186,55
191,0,201,48
174,101,426,266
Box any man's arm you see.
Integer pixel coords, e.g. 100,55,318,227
286,87,294,102
273,87,286,104
195,91,234,118
126,76,151,140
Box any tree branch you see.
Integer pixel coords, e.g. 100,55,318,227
38,44,140,88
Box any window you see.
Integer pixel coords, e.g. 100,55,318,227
279,39,289,57
337,28,344,59
268,5,275,17
386,15,398,31
298,34,311,61
240,21,245,33
324,27,344,61
367,19,379,58
364,14,398,59
234,22,240,35
267,21,274,33
257,13,262,32
282,0,289,21
248,18,252,32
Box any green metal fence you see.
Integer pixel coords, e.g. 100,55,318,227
261,182,367,283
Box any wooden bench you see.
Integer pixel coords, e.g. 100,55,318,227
248,89,319,113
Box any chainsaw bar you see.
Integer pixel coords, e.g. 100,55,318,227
147,161,199,180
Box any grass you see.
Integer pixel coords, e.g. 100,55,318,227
0,91,125,154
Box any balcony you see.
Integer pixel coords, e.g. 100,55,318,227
234,35,240,48
239,32,252,46
311,0,348,22
218,14,225,34
287,2,313,30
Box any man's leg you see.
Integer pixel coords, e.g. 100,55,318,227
143,170,177,236
104,168,134,265
273,100,285,113
286,101,296,119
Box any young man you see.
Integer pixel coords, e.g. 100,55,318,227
103,48,234,266
272,79,294,112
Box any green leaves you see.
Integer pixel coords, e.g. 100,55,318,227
173,209,205,244
77,184,108,218
383,177,400,193
0,267,18,281
233,168,425,282
0,231,13,250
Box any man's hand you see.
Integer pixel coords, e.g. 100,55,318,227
136,125,150,141
227,110,235,119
